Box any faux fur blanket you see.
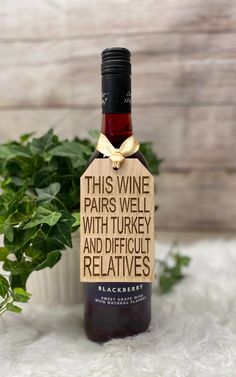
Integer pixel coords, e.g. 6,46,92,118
0,240,235,377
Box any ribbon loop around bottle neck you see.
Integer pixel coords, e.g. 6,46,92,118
96,133,140,169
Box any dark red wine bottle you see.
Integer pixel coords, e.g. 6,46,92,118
84,47,151,342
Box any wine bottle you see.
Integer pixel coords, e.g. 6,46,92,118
84,47,151,342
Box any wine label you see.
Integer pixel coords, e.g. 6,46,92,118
80,158,155,282
85,282,151,306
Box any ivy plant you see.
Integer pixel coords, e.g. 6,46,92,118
157,243,191,294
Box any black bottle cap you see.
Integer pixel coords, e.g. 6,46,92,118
101,47,131,75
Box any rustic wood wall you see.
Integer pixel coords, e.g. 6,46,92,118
1,0,236,232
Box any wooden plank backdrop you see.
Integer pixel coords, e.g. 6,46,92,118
0,0,236,232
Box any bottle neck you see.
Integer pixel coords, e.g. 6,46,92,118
102,113,133,147
101,73,132,147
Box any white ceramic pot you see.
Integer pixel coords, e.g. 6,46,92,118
27,230,84,305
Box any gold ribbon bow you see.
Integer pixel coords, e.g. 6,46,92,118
96,133,140,169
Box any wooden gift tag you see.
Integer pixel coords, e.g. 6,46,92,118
80,158,155,282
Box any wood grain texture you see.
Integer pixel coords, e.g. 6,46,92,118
158,169,236,231
1,0,236,40
1,33,236,107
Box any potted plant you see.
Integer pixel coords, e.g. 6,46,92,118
0,129,162,312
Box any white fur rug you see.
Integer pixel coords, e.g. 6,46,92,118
0,239,236,377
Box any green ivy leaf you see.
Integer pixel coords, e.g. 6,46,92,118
6,212,29,225
0,215,6,234
0,144,31,161
6,303,22,313
23,207,62,229
35,250,62,270
14,154,44,177
166,266,183,280
33,166,57,188
0,276,9,298
20,133,35,144
4,224,14,243
49,141,91,158
7,186,27,216
30,129,58,155
36,183,61,204
6,197,36,225
10,271,31,290
158,246,191,294
159,275,176,294
47,211,75,247
3,260,30,275
25,247,44,260
72,212,80,227
31,233,65,255
13,287,31,303
175,254,191,267
49,142,90,168
5,227,38,252
0,247,9,261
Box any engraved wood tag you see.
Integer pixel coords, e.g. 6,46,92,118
80,158,155,282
